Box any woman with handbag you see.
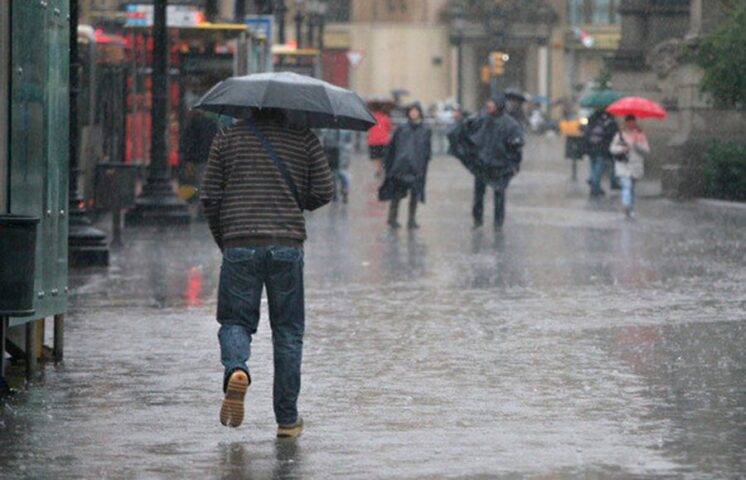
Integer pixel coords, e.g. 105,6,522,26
610,115,650,218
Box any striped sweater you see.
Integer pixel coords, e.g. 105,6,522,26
200,119,334,250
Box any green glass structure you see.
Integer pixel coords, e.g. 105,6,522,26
1,0,69,385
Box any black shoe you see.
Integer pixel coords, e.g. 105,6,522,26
388,220,401,229
407,221,420,230
473,219,483,229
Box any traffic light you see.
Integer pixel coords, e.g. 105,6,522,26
481,65,491,84
489,51,510,76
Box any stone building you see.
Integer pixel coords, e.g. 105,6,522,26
609,0,746,196
323,0,455,109
442,0,622,113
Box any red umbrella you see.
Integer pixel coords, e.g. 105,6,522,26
606,96,668,119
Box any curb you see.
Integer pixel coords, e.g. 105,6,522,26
696,198,746,212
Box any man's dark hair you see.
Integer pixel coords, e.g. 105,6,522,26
248,108,286,123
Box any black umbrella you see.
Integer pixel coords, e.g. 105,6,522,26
193,72,376,131
504,87,527,102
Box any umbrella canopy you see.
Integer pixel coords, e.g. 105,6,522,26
193,72,376,131
579,90,625,109
606,96,668,119
505,87,527,102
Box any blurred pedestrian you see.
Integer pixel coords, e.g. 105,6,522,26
378,102,432,229
201,108,334,438
320,128,354,203
505,88,528,131
609,115,650,218
583,109,619,196
179,109,219,201
470,93,524,229
367,106,393,178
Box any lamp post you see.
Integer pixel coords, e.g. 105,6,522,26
235,0,247,20
68,0,109,266
452,6,466,109
275,0,288,44
306,1,315,48
126,0,190,225
317,0,327,51
486,6,507,97
294,0,304,49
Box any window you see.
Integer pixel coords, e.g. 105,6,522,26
326,0,351,23
568,0,619,25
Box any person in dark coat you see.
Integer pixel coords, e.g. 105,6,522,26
180,109,219,193
505,88,528,131
378,103,432,229
583,109,619,196
470,93,524,229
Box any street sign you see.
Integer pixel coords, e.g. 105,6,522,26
245,15,273,43
124,4,205,28
346,50,365,68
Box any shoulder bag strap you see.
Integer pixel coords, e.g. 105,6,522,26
244,119,305,212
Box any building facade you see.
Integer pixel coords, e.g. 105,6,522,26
609,0,746,194
78,1,622,115
443,0,621,114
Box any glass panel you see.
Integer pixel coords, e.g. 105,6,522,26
593,0,611,24
568,0,583,25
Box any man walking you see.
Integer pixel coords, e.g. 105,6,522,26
471,93,524,229
201,108,333,438
584,109,619,196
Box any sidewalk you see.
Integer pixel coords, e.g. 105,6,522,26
1,136,744,479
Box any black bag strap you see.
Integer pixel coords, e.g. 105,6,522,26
245,119,304,212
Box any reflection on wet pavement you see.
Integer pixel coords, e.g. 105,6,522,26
1,137,745,479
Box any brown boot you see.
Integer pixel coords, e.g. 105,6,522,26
277,417,304,438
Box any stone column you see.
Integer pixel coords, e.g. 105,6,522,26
688,0,703,37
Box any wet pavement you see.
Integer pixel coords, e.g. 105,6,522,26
2,136,745,479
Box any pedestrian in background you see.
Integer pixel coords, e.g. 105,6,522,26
201,108,333,438
584,109,619,196
379,102,432,229
367,106,393,179
470,93,524,229
505,88,528,131
609,115,649,218
320,128,354,203
179,109,219,202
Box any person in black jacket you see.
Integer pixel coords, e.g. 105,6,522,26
470,93,524,229
583,109,619,196
379,103,432,229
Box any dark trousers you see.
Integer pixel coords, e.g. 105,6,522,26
217,246,304,425
388,191,418,226
473,177,506,226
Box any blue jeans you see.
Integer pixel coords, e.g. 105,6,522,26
589,154,607,194
217,246,305,425
620,176,636,210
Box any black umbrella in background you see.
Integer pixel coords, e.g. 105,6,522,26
193,72,376,131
